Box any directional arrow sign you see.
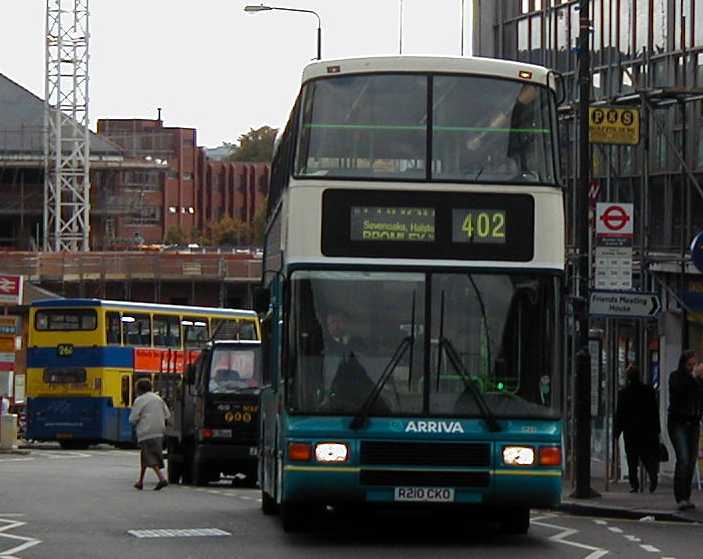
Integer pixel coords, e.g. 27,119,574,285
589,291,661,319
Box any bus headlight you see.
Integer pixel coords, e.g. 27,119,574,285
502,446,535,466
315,442,348,463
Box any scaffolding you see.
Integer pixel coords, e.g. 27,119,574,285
44,0,91,252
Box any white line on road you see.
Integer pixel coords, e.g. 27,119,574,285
639,544,660,552
0,458,34,464
128,528,230,539
0,516,42,559
593,520,608,525
607,527,623,533
531,516,609,559
624,535,641,542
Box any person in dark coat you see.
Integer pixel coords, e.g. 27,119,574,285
668,350,703,510
614,364,660,493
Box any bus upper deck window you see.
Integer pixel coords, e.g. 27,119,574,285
106,312,121,345
183,317,208,349
154,315,181,348
35,309,97,331
122,314,151,346
239,321,256,340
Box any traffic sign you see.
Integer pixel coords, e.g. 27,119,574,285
589,291,661,319
589,106,640,145
0,275,22,305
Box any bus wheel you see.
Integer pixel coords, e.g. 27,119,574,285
166,441,183,484
261,489,278,516
500,508,530,535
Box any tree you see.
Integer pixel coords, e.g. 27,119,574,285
164,225,187,245
252,203,267,246
227,126,279,162
209,216,250,246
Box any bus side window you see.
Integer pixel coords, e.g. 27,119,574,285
120,375,130,406
183,317,209,349
106,312,121,345
123,313,151,346
239,320,257,340
154,315,181,348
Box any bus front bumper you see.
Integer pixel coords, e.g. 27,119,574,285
282,465,561,508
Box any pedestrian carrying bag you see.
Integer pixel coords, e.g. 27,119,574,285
658,442,669,462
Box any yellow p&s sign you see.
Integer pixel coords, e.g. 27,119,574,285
589,106,640,145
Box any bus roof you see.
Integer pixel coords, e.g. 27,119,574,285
30,298,257,318
301,55,553,88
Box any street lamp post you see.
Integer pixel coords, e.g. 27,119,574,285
244,4,322,60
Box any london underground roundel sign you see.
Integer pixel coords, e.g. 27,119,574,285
596,203,634,238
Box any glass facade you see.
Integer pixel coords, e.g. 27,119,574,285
476,0,703,252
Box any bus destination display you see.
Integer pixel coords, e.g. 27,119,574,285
452,209,507,244
350,206,436,242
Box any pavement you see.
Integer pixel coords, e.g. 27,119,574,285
560,474,703,523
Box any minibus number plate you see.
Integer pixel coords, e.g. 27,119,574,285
394,487,455,502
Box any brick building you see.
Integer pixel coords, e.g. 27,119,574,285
0,71,269,251
97,118,269,249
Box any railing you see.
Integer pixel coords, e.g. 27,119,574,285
0,252,262,283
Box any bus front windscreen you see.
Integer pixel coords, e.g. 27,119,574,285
288,270,561,419
295,73,557,185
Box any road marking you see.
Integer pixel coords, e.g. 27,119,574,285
128,528,230,539
531,515,608,559
0,516,42,558
0,458,34,464
593,519,608,525
607,527,623,533
624,535,641,542
43,451,91,459
639,544,659,552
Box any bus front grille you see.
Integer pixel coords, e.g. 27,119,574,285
360,441,491,467
360,469,490,487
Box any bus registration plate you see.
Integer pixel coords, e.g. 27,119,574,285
394,487,454,503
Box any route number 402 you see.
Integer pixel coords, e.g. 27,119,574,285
460,210,506,242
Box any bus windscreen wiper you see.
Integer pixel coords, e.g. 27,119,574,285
436,289,499,432
350,293,417,430
349,336,411,430
439,336,500,433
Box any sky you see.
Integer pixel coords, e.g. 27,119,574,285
0,1,472,148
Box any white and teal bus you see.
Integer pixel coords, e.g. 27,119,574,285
256,55,564,533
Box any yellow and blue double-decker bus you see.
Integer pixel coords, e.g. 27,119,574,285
257,55,564,533
26,298,259,448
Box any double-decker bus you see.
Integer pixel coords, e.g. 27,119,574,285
26,298,259,448
256,55,564,533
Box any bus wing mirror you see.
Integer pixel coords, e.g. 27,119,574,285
185,363,196,385
254,287,271,314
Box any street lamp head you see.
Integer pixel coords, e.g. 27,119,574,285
244,4,273,12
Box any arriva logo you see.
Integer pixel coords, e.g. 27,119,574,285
405,421,464,434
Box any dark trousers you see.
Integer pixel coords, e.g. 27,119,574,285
667,418,701,503
623,433,658,490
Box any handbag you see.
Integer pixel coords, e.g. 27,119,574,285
658,442,669,463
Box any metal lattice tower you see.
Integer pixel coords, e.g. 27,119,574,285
44,0,91,251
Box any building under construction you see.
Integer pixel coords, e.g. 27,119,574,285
473,0,703,485
0,72,267,307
